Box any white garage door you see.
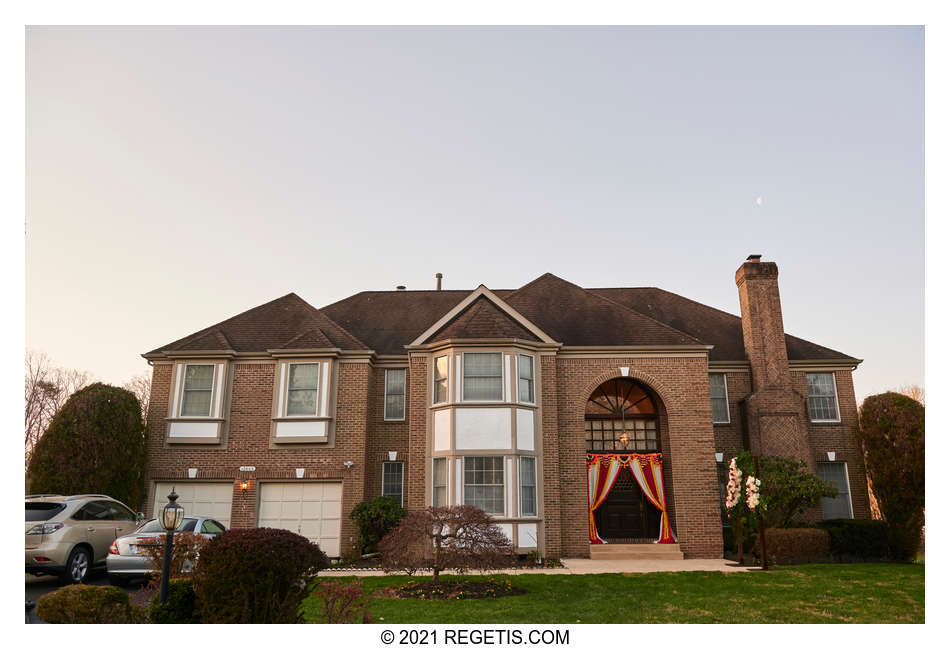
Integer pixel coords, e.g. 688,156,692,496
259,483,342,557
153,482,233,528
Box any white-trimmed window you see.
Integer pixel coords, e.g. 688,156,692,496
181,364,214,417
432,457,447,507
520,456,537,517
709,373,730,424
806,373,840,422
463,456,505,515
286,363,320,416
433,355,448,404
382,462,404,507
463,352,503,401
817,462,853,519
519,355,535,404
384,369,406,420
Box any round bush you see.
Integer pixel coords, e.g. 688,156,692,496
36,584,144,624
350,497,406,553
149,578,199,623
193,527,330,623
27,382,147,509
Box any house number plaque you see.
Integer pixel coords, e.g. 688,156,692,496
239,466,256,472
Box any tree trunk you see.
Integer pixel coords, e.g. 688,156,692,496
736,517,744,565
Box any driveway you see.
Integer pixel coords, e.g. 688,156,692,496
26,572,147,623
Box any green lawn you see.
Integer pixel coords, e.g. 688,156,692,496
302,563,923,624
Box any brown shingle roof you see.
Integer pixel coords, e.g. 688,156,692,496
590,287,857,362
423,296,541,344
145,293,367,356
146,276,857,362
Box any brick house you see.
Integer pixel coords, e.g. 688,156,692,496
142,256,868,559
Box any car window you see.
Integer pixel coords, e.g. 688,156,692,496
135,518,199,533
74,501,111,521
107,502,135,522
200,519,226,535
25,503,66,521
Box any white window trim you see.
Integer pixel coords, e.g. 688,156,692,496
383,368,406,421
519,456,538,518
283,361,322,418
179,362,217,418
461,352,505,403
710,373,730,424
518,354,536,405
432,457,448,507
381,461,404,506
433,355,449,405
462,455,506,517
819,461,854,519
807,372,841,423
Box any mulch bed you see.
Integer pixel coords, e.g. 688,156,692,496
329,556,563,571
375,579,526,600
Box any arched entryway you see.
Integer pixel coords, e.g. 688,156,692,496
585,378,674,544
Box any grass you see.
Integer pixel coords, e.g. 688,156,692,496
302,563,924,624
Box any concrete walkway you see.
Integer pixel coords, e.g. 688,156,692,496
323,559,753,578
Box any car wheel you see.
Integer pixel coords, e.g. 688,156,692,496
108,574,129,587
60,547,91,585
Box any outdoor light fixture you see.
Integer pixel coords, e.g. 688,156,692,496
619,432,630,448
159,488,185,604
296,468,305,479
187,468,197,479
715,452,724,463
826,451,836,462
343,461,355,469
240,480,249,491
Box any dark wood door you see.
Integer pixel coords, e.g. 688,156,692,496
594,472,661,541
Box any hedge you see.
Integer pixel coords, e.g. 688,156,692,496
149,579,199,623
36,584,144,624
818,519,890,561
764,528,832,565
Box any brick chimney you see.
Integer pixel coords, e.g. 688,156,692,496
735,256,814,467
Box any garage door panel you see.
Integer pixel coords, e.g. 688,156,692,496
258,482,342,557
154,482,232,528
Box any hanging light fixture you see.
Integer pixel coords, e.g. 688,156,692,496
619,432,630,448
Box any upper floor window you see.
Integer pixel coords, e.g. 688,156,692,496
181,364,214,417
806,373,840,422
709,373,730,424
817,462,853,519
286,363,320,416
384,369,406,420
519,355,535,403
433,355,448,404
463,352,503,401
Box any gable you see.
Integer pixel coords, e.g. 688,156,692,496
423,296,542,344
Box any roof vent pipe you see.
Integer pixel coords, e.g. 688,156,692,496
396,285,406,291
436,273,443,290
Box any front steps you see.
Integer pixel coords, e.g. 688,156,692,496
589,543,684,561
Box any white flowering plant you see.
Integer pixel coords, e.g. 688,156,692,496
723,456,767,520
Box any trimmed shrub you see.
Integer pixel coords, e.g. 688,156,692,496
149,578,199,623
36,584,144,624
140,531,208,587
193,527,330,623
856,392,925,561
350,497,406,553
818,519,889,561
379,506,515,583
764,528,831,565
27,383,147,509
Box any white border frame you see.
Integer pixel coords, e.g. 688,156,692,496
383,368,406,421
806,372,841,423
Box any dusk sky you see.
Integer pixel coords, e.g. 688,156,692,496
26,26,923,402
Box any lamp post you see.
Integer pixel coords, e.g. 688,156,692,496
159,487,185,603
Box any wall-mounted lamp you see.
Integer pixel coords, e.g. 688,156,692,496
240,480,249,492
826,451,836,462
388,451,398,461
296,468,306,479
715,452,724,463
343,461,355,470
187,468,198,479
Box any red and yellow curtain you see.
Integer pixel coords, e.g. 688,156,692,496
586,453,677,544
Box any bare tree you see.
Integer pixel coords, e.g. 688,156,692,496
25,350,91,468
123,371,152,422
898,384,925,405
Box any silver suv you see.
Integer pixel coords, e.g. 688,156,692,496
25,494,142,584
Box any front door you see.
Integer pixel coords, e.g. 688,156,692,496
594,472,661,542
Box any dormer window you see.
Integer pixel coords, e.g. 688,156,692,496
462,352,503,401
